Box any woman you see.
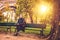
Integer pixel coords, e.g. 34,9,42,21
14,15,26,36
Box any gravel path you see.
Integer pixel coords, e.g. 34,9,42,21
0,33,47,40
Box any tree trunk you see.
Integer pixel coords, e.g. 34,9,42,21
29,13,33,23
47,0,60,40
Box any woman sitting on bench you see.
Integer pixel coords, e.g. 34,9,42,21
14,15,26,36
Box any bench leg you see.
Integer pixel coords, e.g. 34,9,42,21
6,27,11,33
40,28,44,36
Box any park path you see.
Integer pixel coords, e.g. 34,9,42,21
0,33,47,40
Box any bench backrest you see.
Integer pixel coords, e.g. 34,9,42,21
26,24,46,28
0,23,46,29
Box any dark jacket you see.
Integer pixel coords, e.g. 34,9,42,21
17,18,26,31
17,18,25,25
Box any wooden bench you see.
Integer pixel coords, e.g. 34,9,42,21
0,23,46,36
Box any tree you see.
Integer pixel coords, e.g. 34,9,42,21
47,0,60,40
16,0,36,23
0,11,3,22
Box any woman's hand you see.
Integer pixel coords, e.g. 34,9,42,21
17,23,19,25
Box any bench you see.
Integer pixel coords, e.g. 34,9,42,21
0,23,46,36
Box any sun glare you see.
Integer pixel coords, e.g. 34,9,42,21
40,5,48,13
38,4,51,15
33,1,53,15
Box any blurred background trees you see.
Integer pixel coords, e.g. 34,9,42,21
16,0,36,23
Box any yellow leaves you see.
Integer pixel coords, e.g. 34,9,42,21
4,2,9,11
